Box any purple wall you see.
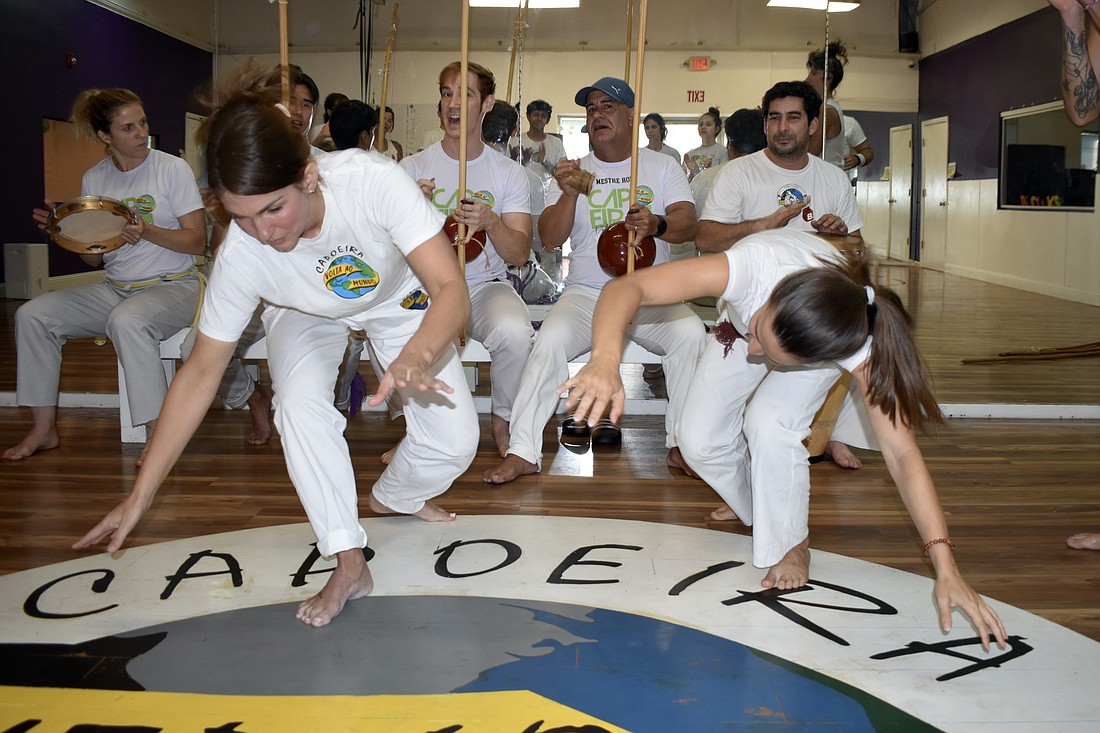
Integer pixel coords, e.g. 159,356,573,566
919,7,1064,180
2,0,211,282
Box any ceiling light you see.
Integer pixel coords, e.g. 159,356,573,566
470,0,580,8
766,0,861,12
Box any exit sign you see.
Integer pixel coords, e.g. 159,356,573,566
688,56,712,71
687,90,705,104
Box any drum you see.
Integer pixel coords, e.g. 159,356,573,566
443,215,488,265
46,196,136,254
597,222,656,278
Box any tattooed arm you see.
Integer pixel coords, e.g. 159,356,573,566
1050,0,1100,125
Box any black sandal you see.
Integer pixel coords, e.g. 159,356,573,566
560,417,591,438
591,418,622,446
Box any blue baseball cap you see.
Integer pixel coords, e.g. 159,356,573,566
574,77,635,107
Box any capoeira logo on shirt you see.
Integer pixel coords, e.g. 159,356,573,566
322,254,379,299
587,183,655,229
433,187,497,214
119,193,155,225
776,184,809,208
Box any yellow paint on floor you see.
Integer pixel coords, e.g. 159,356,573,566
0,686,632,732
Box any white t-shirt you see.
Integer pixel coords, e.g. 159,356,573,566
721,229,870,372
522,132,567,177
83,149,203,282
823,98,847,169
545,147,693,289
200,149,445,343
653,143,681,162
701,149,863,233
400,142,531,286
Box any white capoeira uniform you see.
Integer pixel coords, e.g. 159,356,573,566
200,149,479,557
701,148,863,233
15,149,202,427
401,143,535,421
506,147,708,470
678,230,878,569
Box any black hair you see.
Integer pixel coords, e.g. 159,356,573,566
643,112,668,141
329,100,377,150
526,99,552,116
806,40,849,91
483,100,519,145
724,108,766,156
762,81,822,124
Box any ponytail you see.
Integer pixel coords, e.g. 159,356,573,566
768,247,942,431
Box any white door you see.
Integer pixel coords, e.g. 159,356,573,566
887,125,913,261
919,117,949,271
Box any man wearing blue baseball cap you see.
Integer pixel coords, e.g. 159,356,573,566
484,76,706,485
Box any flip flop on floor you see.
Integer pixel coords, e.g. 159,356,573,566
591,418,622,446
560,417,591,438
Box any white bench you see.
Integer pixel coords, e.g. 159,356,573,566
118,303,685,443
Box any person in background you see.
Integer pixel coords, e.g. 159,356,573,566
805,40,849,169
311,91,350,151
643,112,681,162
521,99,567,178
8,89,204,462
375,106,405,161
683,107,728,182
842,114,874,175
1048,0,1100,551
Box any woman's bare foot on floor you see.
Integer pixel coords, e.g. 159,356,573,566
491,414,510,458
762,538,811,590
380,439,401,465
482,454,536,484
1067,532,1100,550
246,382,274,445
825,441,862,469
2,428,59,461
666,447,700,478
708,505,740,522
296,549,374,627
367,490,455,522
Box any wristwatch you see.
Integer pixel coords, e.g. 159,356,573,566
654,215,668,238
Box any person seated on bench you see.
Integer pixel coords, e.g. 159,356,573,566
7,88,204,463
483,76,706,485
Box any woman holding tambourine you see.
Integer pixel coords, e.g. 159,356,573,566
4,88,205,462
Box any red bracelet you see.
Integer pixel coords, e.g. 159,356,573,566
923,537,956,556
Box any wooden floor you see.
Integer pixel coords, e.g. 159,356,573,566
1,263,1098,641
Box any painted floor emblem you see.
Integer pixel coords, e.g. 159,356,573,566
0,516,1096,732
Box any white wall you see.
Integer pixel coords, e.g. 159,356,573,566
221,47,920,149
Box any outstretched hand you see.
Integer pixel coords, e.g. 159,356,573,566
556,358,625,426
73,496,149,554
933,573,1008,652
369,353,454,407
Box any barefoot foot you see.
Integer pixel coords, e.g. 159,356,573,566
825,441,862,469
2,428,60,462
367,490,456,522
761,538,811,590
666,447,700,479
295,549,374,627
380,439,402,465
708,505,740,522
482,454,536,485
491,414,511,458
246,382,273,445
1067,532,1100,551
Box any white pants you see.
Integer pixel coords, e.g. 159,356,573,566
181,306,265,410
466,280,535,420
262,306,479,558
335,280,534,421
679,336,877,569
15,277,200,426
506,284,707,469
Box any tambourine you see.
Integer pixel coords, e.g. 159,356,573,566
443,215,488,265
46,196,136,254
597,222,656,278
